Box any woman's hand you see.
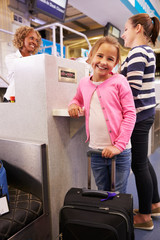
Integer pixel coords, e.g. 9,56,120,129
68,104,83,118
102,146,121,158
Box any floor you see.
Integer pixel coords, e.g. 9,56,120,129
127,148,160,240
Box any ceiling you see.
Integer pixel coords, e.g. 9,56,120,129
67,0,132,34
33,3,127,32
32,2,105,48
31,0,160,51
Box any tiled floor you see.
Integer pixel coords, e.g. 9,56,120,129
127,148,160,240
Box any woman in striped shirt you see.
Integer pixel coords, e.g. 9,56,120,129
121,13,160,230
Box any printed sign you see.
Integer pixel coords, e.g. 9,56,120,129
58,67,77,83
35,0,68,21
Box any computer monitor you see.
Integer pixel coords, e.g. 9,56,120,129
104,22,120,39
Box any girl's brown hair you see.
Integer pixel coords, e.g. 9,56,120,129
13,26,42,54
86,36,121,66
129,13,160,46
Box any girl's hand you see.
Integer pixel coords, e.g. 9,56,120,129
102,146,121,158
68,104,83,118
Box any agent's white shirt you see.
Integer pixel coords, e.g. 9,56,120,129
4,50,22,100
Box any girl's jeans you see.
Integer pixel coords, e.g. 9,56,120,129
131,115,160,214
91,148,131,193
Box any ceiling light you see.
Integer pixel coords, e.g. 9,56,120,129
31,17,46,25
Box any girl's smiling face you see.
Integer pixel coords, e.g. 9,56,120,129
91,42,118,82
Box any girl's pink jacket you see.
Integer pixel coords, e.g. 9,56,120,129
69,74,136,151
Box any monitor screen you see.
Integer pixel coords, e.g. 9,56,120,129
104,22,120,39
34,0,68,22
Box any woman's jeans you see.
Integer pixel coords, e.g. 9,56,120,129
131,116,160,214
91,148,131,193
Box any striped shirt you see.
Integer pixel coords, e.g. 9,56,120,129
121,45,156,122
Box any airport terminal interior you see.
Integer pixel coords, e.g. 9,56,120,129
0,0,160,239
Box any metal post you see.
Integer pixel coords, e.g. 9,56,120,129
60,26,63,58
52,26,57,56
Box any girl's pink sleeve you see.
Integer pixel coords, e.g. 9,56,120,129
68,81,84,107
114,76,136,151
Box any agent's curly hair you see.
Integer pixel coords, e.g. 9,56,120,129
12,26,42,54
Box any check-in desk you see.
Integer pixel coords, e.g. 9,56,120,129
0,54,93,239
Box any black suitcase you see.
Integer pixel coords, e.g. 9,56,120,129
59,150,134,240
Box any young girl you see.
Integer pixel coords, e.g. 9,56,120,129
68,36,136,193
121,13,160,230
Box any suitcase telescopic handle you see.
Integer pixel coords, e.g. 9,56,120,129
87,149,116,192
87,149,102,157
